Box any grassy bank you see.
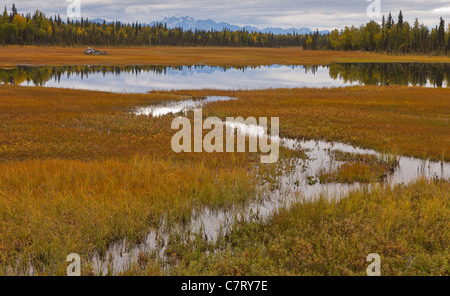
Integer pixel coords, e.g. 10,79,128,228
1,47,450,67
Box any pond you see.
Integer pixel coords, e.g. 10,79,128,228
1,63,449,93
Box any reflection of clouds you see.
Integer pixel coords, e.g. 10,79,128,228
135,96,235,116
33,65,357,93
261,66,352,87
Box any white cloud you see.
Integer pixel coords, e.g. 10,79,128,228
433,7,450,13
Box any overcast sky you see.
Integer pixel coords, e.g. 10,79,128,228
4,0,450,30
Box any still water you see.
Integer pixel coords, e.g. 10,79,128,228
1,63,449,93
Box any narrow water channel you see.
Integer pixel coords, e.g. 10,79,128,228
91,96,449,275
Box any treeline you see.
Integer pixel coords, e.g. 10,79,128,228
1,4,449,55
0,4,326,47
330,11,450,55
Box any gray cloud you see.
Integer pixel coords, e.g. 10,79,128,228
4,0,450,30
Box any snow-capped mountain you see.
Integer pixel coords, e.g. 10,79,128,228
86,16,329,35
149,16,329,35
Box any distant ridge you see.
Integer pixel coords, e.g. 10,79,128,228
150,16,330,35
89,16,329,35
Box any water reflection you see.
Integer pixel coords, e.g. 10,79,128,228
134,96,236,116
329,63,450,87
1,63,449,92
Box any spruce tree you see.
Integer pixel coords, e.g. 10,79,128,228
398,11,404,28
12,4,17,16
438,17,445,52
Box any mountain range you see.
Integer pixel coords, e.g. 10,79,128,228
90,16,329,35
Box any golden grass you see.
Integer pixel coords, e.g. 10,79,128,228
0,84,260,274
155,179,449,276
185,86,450,161
319,161,390,183
0,156,256,275
0,84,173,160
2,84,448,162
0,83,448,275
1,46,450,67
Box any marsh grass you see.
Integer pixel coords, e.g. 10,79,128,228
0,156,258,275
193,86,450,161
133,179,449,276
0,84,263,275
0,83,448,275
